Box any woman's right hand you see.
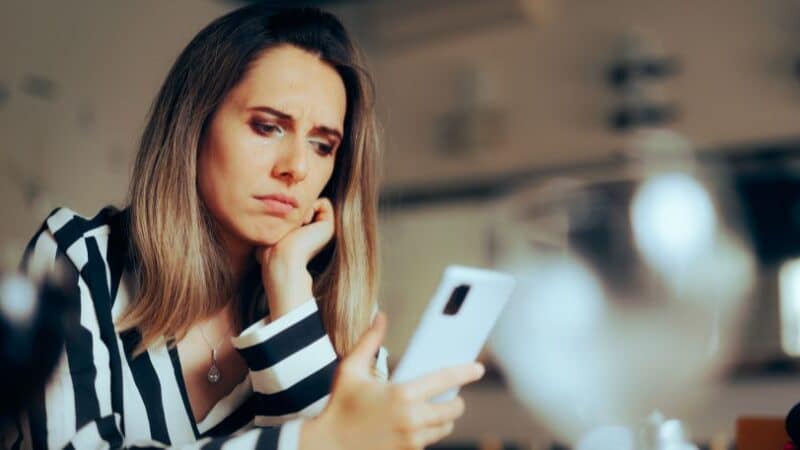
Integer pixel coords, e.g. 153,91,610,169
299,313,485,450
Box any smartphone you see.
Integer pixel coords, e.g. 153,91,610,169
390,265,516,401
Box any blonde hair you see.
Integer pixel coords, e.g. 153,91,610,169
119,5,380,357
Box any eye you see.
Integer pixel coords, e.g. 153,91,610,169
310,140,335,156
251,121,285,137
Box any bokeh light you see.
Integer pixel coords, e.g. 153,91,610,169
488,135,755,445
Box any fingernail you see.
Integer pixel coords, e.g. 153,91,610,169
475,363,485,377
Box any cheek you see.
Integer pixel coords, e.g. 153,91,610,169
199,131,254,203
198,156,231,232
314,160,336,195
197,136,242,219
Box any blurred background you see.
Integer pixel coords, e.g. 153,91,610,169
2,0,800,448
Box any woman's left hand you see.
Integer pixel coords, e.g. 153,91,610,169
256,197,335,319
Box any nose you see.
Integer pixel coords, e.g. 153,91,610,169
271,136,308,185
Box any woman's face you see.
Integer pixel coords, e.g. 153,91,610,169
198,44,346,250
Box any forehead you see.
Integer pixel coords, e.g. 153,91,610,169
229,44,347,128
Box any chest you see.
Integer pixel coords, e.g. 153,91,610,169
176,329,249,424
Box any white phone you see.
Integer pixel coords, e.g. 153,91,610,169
390,265,516,401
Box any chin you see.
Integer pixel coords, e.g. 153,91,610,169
247,235,278,247
248,221,295,246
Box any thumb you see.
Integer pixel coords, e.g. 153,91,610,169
345,312,387,370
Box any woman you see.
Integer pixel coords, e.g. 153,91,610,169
9,5,483,450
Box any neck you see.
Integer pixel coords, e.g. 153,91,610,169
213,232,252,333
217,229,255,288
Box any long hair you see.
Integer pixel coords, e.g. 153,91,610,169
119,5,381,357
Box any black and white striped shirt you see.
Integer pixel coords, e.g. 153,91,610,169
5,207,388,450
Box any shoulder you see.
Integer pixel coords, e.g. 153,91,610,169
43,206,120,249
22,206,128,277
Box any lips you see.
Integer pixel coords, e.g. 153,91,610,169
255,193,298,207
255,193,298,216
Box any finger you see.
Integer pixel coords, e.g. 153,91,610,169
312,197,334,223
344,312,387,370
303,199,335,254
412,422,455,448
418,396,465,427
303,207,315,225
402,363,484,401
303,198,330,225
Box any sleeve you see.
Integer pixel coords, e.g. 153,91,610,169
7,219,295,450
230,299,390,448
231,299,338,426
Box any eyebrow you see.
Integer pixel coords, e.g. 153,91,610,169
249,106,343,142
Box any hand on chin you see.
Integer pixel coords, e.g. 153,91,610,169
254,198,335,319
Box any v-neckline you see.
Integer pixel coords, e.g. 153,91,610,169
167,339,252,436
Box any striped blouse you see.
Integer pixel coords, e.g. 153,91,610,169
4,207,388,450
